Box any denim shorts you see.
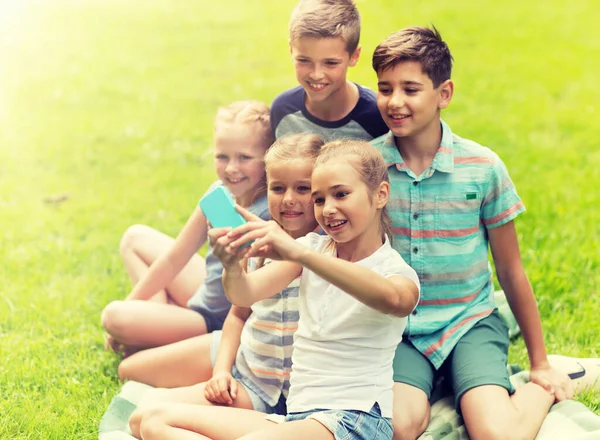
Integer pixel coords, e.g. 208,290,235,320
266,402,393,440
210,331,287,415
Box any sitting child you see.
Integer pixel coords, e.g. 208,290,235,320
128,134,324,438
134,140,420,440
370,26,574,440
101,101,272,380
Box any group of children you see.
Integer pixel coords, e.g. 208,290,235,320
101,1,579,439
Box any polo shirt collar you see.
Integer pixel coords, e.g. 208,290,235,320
381,120,455,174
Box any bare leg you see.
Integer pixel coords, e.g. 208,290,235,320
120,224,206,306
101,300,208,349
238,419,334,440
392,382,430,440
130,383,256,439
460,383,554,440
138,404,276,440
118,334,213,387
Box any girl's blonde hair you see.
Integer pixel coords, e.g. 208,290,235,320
264,133,325,172
256,133,325,270
213,100,273,205
315,139,393,244
214,100,274,151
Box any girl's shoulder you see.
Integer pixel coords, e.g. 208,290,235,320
296,232,329,252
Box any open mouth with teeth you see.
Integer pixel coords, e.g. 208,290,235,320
389,114,410,123
327,219,347,231
307,82,327,91
282,211,303,218
227,177,246,184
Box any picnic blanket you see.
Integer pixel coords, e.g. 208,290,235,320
98,292,600,439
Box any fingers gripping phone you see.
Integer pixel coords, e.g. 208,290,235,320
199,186,252,247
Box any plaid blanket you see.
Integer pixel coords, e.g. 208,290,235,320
99,293,600,439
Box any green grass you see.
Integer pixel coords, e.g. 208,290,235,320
0,0,598,437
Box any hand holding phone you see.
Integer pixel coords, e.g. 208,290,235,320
200,186,252,248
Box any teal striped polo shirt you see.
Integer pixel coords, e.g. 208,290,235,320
371,120,525,368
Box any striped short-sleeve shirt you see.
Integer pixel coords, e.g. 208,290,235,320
371,120,525,369
234,258,300,407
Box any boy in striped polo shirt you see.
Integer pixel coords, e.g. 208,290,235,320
370,27,574,440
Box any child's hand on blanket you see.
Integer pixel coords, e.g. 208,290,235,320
204,371,239,405
530,361,575,402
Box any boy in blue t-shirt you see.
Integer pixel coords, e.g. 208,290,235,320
270,0,388,142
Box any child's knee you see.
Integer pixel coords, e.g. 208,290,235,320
128,407,145,439
138,404,168,440
392,409,428,440
101,300,129,334
119,224,150,257
117,357,134,381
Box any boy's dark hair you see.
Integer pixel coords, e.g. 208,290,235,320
372,26,453,88
289,0,361,54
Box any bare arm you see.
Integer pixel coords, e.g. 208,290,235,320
126,207,208,301
489,221,573,401
488,221,547,367
204,305,252,404
212,305,251,375
296,249,419,317
223,216,419,317
222,260,302,307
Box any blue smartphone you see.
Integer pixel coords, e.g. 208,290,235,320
199,186,251,247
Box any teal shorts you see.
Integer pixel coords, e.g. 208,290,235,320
393,309,515,411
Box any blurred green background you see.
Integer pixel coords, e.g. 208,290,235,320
0,0,598,438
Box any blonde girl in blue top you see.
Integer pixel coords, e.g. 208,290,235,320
128,134,324,438
101,101,272,384
134,140,420,440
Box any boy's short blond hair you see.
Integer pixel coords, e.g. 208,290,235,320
214,100,274,150
289,0,361,54
372,26,453,88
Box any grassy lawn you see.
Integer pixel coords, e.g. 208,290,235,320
0,0,598,438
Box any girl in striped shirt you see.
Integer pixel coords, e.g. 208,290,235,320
129,134,324,437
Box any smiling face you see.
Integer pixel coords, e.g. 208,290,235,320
290,36,360,107
267,159,318,239
376,60,452,141
311,157,383,246
213,123,268,207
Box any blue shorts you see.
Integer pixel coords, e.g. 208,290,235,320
210,331,287,415
266,403,392,440
192,309,225,333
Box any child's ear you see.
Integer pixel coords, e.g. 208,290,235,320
376,181,390,209
438,79,454,109
349,46,361,67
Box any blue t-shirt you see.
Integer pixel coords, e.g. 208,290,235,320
270,83,388,142
187,181,270,329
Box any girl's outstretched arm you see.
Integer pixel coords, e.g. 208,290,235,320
127,207,209,301
489,220,574,402
295,250,419,317
225,211,419,318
